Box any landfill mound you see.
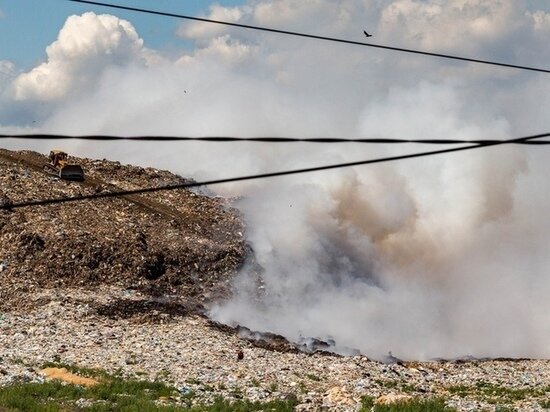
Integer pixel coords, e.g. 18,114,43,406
0,149,246,311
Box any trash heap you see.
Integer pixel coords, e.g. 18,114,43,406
0,149,246,311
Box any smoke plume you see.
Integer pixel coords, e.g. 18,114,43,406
1,1,550,360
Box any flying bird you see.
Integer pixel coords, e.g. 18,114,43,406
363,30,373,38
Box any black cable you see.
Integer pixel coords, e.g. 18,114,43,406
2,134,550,145
2,132,548,210
65,0,550,75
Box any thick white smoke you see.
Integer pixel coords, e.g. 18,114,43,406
210,91,549,360
1,1,549,360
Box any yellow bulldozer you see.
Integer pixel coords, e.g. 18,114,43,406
43,150,85,181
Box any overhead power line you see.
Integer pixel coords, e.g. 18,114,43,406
1,132,548,210
2,134,550,145
66,0,550,74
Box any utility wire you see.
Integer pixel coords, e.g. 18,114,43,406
2,132,548,210
2,134,550,145
66,0,550,74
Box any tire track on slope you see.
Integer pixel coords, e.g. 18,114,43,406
0,149,186,222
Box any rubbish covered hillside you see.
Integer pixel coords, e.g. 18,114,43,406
0,149,246,311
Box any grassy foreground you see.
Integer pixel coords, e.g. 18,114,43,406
0,376,459,412
360,396,456,412
0,370,458,412
0,363,297,412
6,363,544,411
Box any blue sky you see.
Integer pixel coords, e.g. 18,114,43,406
1,0,547,70
0,0,245,69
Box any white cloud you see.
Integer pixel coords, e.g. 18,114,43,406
12,12,146,101
253,0,329,25
529,10,550,32
178,5,247,40
0,61,16,96
378,0,521,51
177,35,257,66
0,60,15,75
2,1,550,360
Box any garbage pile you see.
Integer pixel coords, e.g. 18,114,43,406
0,149,246,311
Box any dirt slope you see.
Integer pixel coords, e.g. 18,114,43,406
0,149,245,311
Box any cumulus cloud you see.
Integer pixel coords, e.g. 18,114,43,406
177,35,257,66
0,61,15,79
1,1,550,360
12,12,146,101
378,0,519,51
178,5,248,40
0,61,20,121
529,10,550,32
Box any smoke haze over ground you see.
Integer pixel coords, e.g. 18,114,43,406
1,0,549,360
